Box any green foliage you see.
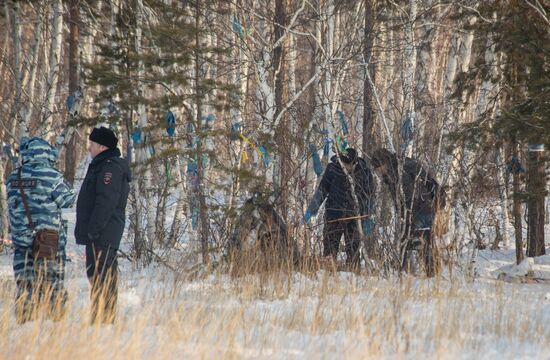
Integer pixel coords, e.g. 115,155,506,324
83,1,237,152
452,0,550,147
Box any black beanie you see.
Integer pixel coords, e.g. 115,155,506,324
89,126,118,149
340,148,358,164
370,148,396,169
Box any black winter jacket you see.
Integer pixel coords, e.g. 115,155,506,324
75,148,131,249
382,157,438,216
311,156,375,221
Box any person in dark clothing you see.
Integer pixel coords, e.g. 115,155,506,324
304,148,376,269
370,148,444,277
75,126,131,323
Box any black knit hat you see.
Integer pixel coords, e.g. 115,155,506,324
370,148,396,169
340,148,358,164
89,126,118,149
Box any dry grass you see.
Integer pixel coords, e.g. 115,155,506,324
1,266,550,359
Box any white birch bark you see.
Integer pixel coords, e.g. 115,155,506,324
40,0,63,136
445,17,475,185
313,0,329,165
225,5,248,227
77,0,103,123
0,156,7,242
445,16,476,245
10,2,25,138
167,152,188,247
475,29,510,248
251,5,277,184
0,3,12,242
0,2,11,102
323,0,336,149
17,7,43,134
134,0,156,248
287,31,298,213
414,1,440,148
402,0,417,157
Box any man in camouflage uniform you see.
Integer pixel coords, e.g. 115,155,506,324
6,137,76,324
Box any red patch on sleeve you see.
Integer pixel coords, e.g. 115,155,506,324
103,172,113,185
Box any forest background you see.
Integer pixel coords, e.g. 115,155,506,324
0,0,549,271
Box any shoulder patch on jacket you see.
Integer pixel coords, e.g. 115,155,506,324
103,172,113,185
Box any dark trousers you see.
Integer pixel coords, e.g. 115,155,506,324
323,220,361,267
400,211,436,277
86,244,118,324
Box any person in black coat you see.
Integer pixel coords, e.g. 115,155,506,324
75,126,131,323
370,148,444,277
304,148,376,269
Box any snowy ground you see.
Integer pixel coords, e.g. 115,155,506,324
1,212,550,359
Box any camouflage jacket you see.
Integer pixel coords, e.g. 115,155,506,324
6,137,76,248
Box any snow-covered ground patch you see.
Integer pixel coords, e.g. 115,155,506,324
1,216,550,359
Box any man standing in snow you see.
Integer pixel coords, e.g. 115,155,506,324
75,126,131,324
370,148,445,277
304,148,376,270
6,137,76,324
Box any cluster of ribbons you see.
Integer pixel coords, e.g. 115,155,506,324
230,122,270,167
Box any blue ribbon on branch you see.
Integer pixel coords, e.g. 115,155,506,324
308,143,323,176
336,110,349,136
165,110,176,138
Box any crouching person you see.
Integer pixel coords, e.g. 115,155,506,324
75,126,131,324
371,148,445,277
6,137,76,324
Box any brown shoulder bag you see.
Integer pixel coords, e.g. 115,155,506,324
17,168,59,260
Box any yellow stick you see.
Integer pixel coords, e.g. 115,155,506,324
326,214,371,223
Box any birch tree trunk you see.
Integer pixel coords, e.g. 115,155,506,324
313,0,330,166
401,0,417,157
376,7,395,150
443,15,475,241
0,2,12,245
132,0,156,258
362,0,376,153
166,153,188,248
0,127,8,242
222,1,247,239
39,0,63,136
0,157,7,244
475,32,510,249
414,1,441,152
0,2,9,88
321,0,336,157
273,0,290,220
512,142,524,264
287,31,298,216
64,0,80,185
19,10,42,133
10,2,26,139
195,0,210,264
